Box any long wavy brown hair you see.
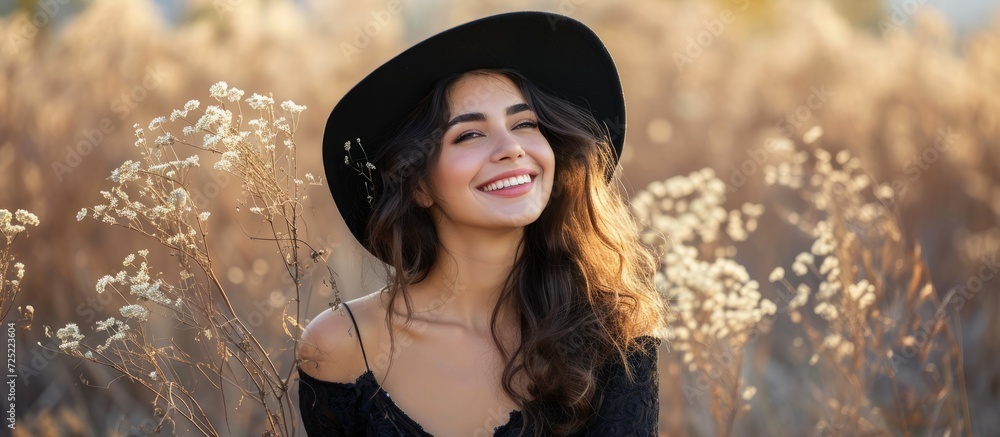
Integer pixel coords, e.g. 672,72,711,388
365,68,669,436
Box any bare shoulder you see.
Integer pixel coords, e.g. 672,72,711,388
297,292,385,383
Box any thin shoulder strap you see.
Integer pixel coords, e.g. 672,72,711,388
340,302,371,372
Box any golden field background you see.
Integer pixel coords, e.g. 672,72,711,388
1,0,999,435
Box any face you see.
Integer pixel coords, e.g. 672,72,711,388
419,72,556,233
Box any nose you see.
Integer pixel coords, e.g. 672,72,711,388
490,131,526,162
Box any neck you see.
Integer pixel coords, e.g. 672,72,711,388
409,223,523,334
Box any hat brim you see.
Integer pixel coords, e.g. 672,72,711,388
323,11,626,251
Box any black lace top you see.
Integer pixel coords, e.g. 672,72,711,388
297,303,661,436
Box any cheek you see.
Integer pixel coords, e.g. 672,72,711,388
539,143,556,180
536,143,556,198
430,151,478,195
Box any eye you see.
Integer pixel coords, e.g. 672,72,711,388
452,130,483,144
513,120,538,130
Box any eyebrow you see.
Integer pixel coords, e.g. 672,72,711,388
444,103,532,129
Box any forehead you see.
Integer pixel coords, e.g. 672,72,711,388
446,73,525,113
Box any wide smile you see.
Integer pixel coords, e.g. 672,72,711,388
476,170,538,197
479,174,534,192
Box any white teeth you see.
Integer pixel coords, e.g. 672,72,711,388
481,175,533,192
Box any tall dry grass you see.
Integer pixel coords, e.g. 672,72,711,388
0,0,998,435
45,82,335,436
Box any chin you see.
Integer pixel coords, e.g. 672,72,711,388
494,210,544,228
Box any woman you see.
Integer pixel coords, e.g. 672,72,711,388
298,11,669,437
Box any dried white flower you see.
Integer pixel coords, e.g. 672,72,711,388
768,267,785,282
169,188,189,209
875,184,895,200
817,281,840,300
77,208,88,221
246,93,274,110
810,238,835,256
209,82,229,99
95,317,118,332
214,158,233,172
120,304,149,322
274,117,290,133
281,100,307,114
818,256,838,275
96,275,115,294
169,108,187,122
858,292,876,310
836,150,851,165
226,87,245,102
814,301,838,321
802,126,824,144
789,284,810,309
203,133,220,148
154,133,176,147
148,116,166,130
15,209,39,226
791,261,808,276
759,299,777,315
56,323,85,354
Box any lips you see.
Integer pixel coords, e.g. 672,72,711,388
480,174,534,192
477,169,538,192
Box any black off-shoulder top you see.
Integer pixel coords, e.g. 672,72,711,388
297,302,660,436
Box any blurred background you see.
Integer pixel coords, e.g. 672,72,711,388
1,0,998,435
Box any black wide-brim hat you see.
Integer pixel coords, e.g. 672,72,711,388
323,11,626,254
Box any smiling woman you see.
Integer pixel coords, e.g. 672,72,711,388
420,73,556,231
297,11,669,437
